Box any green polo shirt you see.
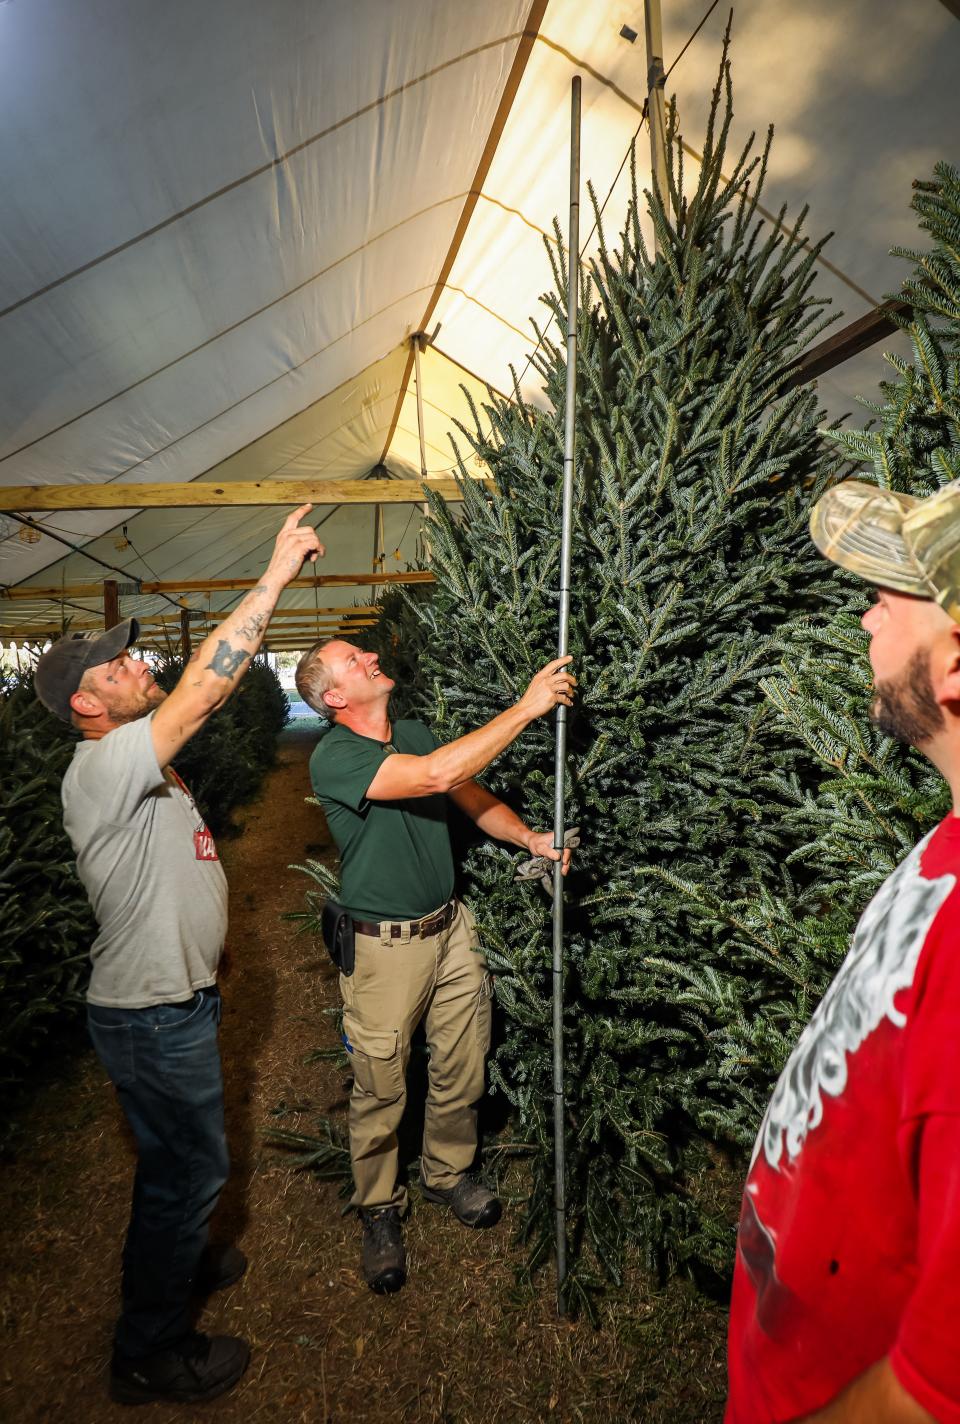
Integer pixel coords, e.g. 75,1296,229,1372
309,719,455,922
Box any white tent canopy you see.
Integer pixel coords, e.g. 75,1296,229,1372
2,0,958,642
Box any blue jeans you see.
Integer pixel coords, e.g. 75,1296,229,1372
87,986,229,1359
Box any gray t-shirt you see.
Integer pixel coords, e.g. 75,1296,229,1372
62,713,229,1008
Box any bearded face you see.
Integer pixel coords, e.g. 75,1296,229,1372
871,648,945,747
99,680,167,725
77,657,167,727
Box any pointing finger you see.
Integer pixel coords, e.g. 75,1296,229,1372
282,502,314,530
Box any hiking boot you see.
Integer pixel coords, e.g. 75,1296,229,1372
194,1243,247,1295
110,1331,250,1405
360,1206,406,1293
421,1174,502,1228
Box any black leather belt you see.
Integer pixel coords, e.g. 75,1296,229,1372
352,899,456,941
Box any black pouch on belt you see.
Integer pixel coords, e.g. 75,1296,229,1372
320,899,356,977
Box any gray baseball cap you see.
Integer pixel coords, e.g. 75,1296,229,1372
34,618,140,722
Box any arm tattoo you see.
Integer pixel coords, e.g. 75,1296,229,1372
235,611,267,640
205,640,251,679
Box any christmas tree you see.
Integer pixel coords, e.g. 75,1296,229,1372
358,46,854,1307
669,162,960,1141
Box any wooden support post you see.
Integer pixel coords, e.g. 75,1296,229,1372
180,608,192,660
103,580,119,629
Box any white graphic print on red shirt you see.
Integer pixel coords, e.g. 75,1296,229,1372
726,820,960,1424
754,831,952,1173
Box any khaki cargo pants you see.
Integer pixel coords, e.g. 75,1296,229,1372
340,899,493,1210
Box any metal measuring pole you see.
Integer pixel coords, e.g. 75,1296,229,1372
552,73,580,1311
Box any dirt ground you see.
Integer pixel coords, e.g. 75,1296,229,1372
0,725,729,1424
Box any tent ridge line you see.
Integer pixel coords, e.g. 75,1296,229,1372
377,0,549,466
0,33,532,325
430,344,512,405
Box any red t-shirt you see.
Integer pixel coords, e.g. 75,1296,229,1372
727,815,960,1423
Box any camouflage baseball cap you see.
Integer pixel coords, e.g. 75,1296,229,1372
810,478,960,622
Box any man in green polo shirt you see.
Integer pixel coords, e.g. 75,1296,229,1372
295,638,575,1293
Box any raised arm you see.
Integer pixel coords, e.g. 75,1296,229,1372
364,657,576,802
151,504,324,769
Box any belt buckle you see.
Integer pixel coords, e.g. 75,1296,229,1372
420,909,439,939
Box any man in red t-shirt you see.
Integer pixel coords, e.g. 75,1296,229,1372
726,478,960,1424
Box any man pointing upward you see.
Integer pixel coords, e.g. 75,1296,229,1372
34,505,323,1407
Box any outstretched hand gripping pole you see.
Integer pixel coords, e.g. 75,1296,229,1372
552,74,580,1312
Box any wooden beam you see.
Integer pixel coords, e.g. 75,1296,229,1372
264,640,375,650
188,605,379,622
131,606,381,629
1,571,434,601
0,616,379,640
783,299,912,391
139,626,378,643
103,580,119,630
0,478,490,512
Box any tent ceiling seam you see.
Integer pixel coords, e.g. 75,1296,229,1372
430,345,511,404
480,191,558,242
444,284,533,342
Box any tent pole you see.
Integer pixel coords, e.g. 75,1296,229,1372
552,73,580,1314
644,0,669,249
371,502,384,574
413,333,432,550
413,335,428,480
